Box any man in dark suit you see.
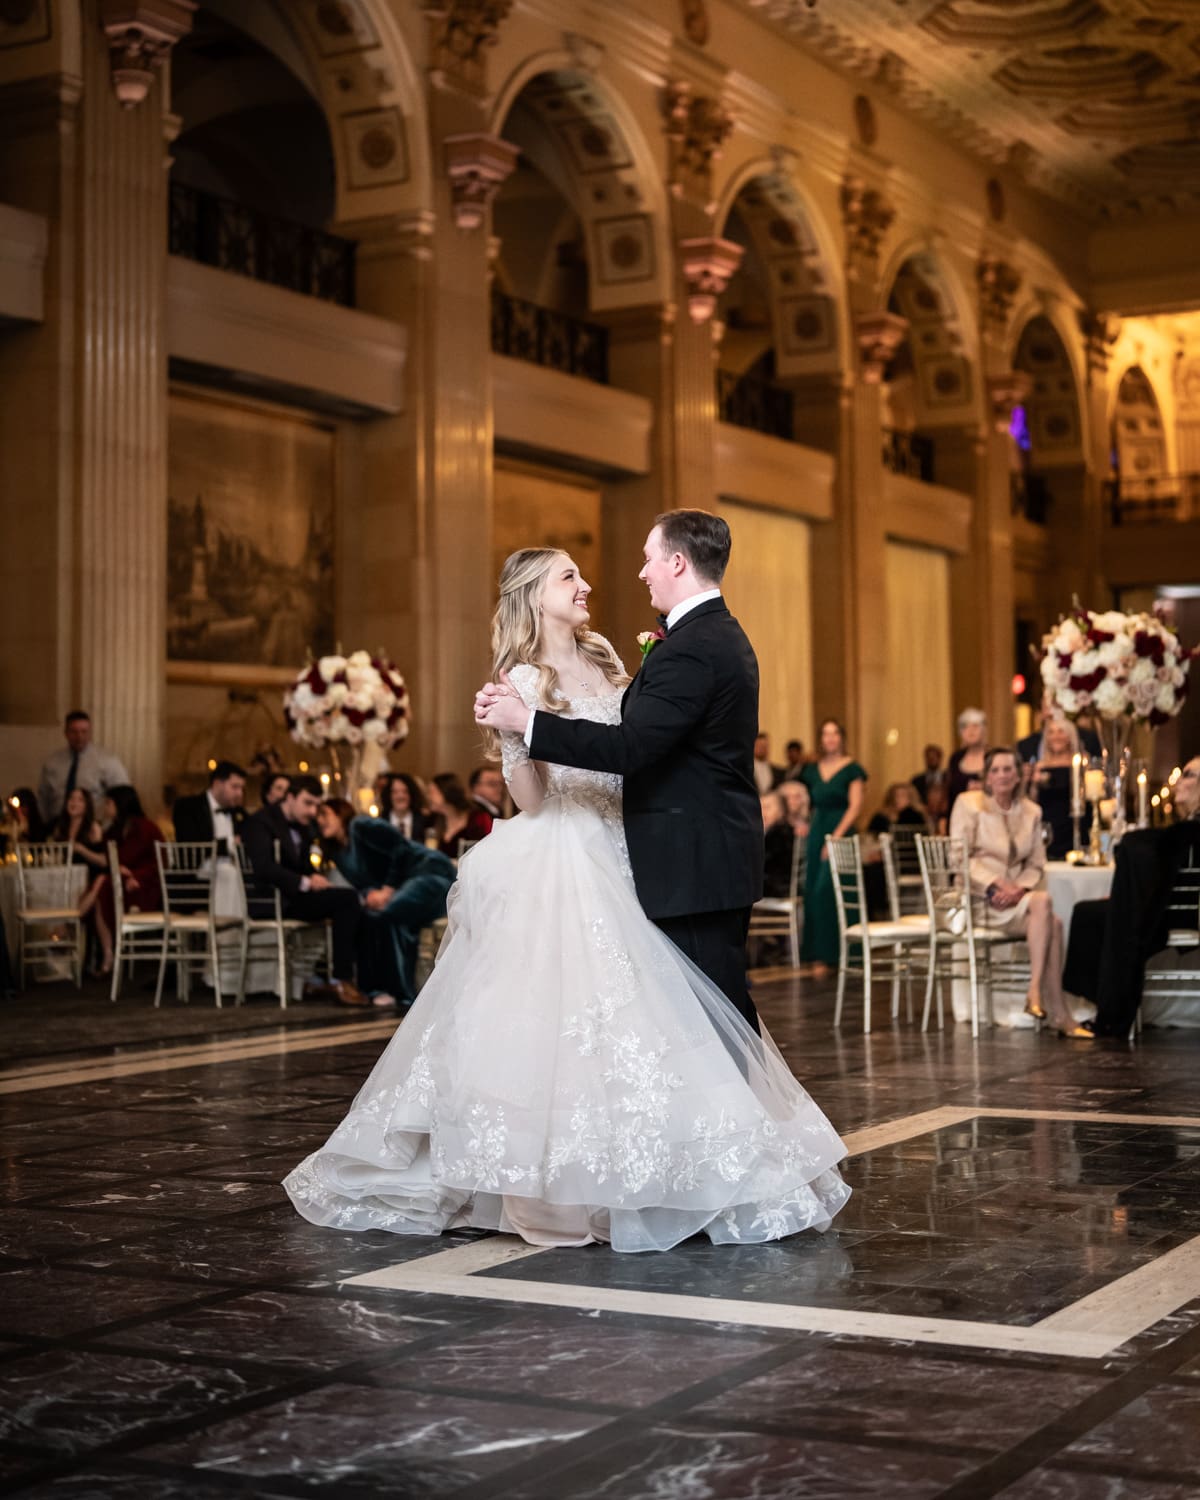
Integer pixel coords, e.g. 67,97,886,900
242,774,369,1007
172,760,246,856
476,509,763,1033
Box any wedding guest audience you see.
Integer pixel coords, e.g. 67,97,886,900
427,772,492,857
946,709,987,821
1068,754,1200,1038
50,788,107,883
781,739,808,782
243,774,368,1007
172,761,246,856
950,747,1084,1035
317,799,456,1006
8,787,46,843
1026,716,1079,860
760,791,797,898
778,780,811,839
799,720,867,978
382,773,429,844
469,765,507,820
1019,693,1100,761
911,744,946,807
37,711,130,825
79,785,164,977
753,731,786,794
867,782,928,836
261,772,291,809
248,742,284,779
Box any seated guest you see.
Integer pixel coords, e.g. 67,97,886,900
753,731,785,794
37,710,130,826
317,799,456,1006
79,784,164,976
261,772,291,809
868,782,928,836
50,788,107,883
242,774,368,1008
780,739,807,783
947,709,987,821
911,744,946,807
950,747,1085,1035
427,772,492,857
9,786,47,843
172,760,246,856
761,791,797,897
383,773,429,844
1068,755,1200,1038
778,780,811,840
1019,693,1101,761
469,764,507,821
1026,716,1078,860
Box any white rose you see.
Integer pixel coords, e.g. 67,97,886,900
325,682,349,706
1127,658,1155,686
1155,682,1178,715
327,712,350,741
1073,648,1100,675
345,726,364,745
1096,641,1123,669
1173,666,1186,687
372,689,394,718
1057,689,1080,715
345,688,374,713
345,666,377,693
348,650,372,667
318,655,346,681
363,717,385,743
1057,621,1085,654
289,683,316,712
1094,678,1128,718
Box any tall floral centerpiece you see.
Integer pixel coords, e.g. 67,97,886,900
1039,606,1193,839
284,650,410,809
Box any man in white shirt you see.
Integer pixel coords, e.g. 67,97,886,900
38,711,131,825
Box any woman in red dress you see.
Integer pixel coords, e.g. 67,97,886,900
79,784,163,975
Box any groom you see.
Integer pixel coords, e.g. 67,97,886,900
475,509,763,1033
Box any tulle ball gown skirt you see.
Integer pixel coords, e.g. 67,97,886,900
284,798,850,1253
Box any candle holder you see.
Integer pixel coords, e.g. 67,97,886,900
1066,799,1085,864
1087,797,1104,865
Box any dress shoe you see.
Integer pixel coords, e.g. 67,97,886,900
301,979,335,1003
328,979,370,1007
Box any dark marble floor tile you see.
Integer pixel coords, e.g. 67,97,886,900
28,1175,287,1219
1053,1385,1200,1477
503,1425,976,1499
142,1382,611,1495
0,1165,137,1207
113,1287,485,1371
0,1268,220,1339
994,1468,1200,1499
0,1347,284,1459
13,1136,257,1175
0,1461,300,1497
0,1206,192,1266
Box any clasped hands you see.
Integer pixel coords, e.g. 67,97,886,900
986,878,1025,910
473,670,530,734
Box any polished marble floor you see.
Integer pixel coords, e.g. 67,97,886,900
3,974,1200,1497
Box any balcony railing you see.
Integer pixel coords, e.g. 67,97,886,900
716,370,795,442
882,428,934,483
1105,473,1200,525
1011,472,1051,525
168,181,356,307
490,291,609,384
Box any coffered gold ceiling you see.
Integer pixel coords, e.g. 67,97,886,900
740,0,1200,218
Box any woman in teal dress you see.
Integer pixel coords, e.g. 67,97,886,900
799,720,867,977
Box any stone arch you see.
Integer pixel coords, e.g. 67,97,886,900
489,59,671,311
713,160,846,379
1012,314,1085,468
0,0,82,84
1111,364,1170,488
879,242,979,431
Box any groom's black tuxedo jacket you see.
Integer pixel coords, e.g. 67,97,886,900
529,598,763,920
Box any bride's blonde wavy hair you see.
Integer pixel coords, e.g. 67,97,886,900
482,548,629,758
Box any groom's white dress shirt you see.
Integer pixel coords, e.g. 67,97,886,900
523,589,724,748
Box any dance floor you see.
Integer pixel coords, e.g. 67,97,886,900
3,974,1200,1498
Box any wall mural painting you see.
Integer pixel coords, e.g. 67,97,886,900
167,391,335,673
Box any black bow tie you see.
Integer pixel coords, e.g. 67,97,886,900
656,613,669,631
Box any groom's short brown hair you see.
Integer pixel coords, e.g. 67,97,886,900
653,509,730,584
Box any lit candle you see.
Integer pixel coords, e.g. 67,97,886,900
1084,768,1106,803
1071,753,1082,814
1137,770,1148,826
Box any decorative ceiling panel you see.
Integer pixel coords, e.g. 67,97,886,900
737,0,1200,218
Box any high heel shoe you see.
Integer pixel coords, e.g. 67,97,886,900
1023,995,1046,1021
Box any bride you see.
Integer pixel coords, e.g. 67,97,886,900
284,549,850,1252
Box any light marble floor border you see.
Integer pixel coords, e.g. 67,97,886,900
0,1019,399,1095
348,1106,1200,1361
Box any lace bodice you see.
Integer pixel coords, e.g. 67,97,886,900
501,662,623,823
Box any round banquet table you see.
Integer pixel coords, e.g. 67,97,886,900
949,860,1112,1029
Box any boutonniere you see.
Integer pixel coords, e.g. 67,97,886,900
637,628,666,658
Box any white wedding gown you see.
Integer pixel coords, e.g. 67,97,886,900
284,666,850,1253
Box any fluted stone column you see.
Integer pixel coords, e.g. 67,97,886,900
73,7,177,805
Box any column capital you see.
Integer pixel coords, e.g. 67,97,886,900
1078,309,1120,384
678,235,742,324
976,253,1022,334
443,133,519,230
99,0,195,109
987,370,1033,432
424,0,513,94
662,81,734,203
854,310,908,384
840,175,895,276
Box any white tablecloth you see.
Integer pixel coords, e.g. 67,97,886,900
0,862,89,982
1044,861,1114,937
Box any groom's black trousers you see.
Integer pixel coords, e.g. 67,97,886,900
653,907,760,1036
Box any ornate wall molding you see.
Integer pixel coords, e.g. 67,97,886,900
662,81,734,201
443,132,519,230
987,370,1033,432
1078,309,1120,384
99,0,195,110
976,253,1022,333
678,234,742,323
855,310,908,384
424,0,512,93
840,176,894,273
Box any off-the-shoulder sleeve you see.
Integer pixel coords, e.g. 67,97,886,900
500,663,540,787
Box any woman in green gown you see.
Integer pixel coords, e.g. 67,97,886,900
799,720,867,977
